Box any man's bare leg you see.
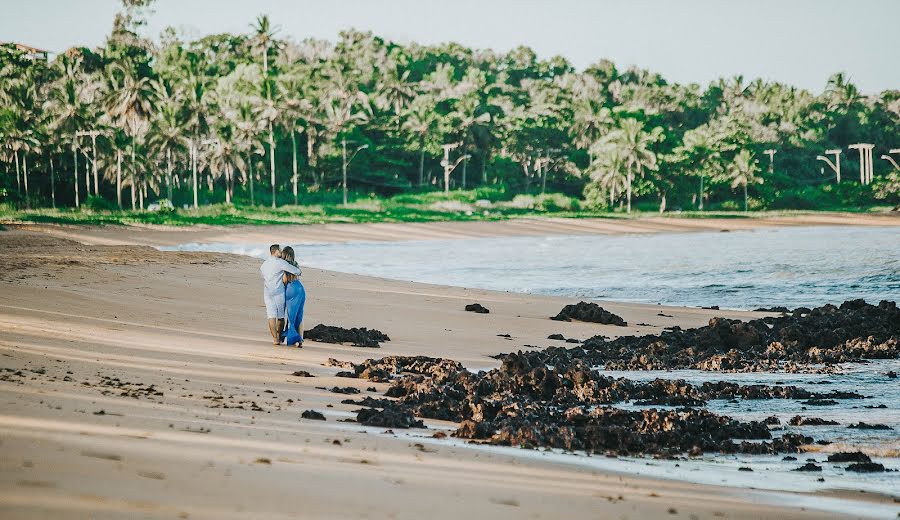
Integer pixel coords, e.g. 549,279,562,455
267,318,280,345
277,319,285,343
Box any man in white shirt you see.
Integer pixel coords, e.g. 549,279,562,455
260,244,302,345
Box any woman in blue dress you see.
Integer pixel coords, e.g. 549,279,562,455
280,247,306,347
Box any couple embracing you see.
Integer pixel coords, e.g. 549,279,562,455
260,244,306,347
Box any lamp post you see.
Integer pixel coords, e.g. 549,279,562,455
763,149,776,174
881,148,900,172
342,139,369,206
75,130,105,196
440,142,469,196
816,149,842,183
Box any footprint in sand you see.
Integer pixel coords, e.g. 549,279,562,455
80,450,122,461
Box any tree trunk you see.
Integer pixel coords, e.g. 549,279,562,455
291,130,298,205
130,182,136,210
248,152,255,206
166,148,173,202
23,154,29,209
659,191,667,214
541,163,548,195
268,122,276,209
14,150,21,194
191,141,199,208
139,180,145,210
116,150,122,209
481,151,488,184
226,167,232,204
307,131,317,185
743,183,748,212
73,145,79,208
626,169,633,214
418,140,425,187
461,156,467,190
92,145,99,197
699,175,704,211
50,156,56,209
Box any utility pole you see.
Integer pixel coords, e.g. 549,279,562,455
76,130,104,196
816,149,842,183
763,149,776,174
341,138,369,206
848,143,875,185
440,142,467,196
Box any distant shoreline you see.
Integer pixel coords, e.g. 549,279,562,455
7,210,899,247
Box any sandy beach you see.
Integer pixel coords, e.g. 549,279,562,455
1,218,898,519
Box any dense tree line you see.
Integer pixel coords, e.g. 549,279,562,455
2,0,899,213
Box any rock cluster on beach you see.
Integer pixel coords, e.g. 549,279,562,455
305,324,391,348
335,354,824,456
550,302,627,326
530,299,900,372
326,299,898,462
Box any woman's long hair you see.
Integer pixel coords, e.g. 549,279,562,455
281,246,297,267
281,246,298,283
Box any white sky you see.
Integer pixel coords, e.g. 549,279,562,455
3,0,898,94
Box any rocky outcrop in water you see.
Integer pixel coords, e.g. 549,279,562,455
306,324,390,348
789,416,840,426
551,302,627,326
516,300,900,372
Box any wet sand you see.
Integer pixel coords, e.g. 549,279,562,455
1,224,896,519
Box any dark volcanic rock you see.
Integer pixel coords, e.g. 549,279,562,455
291,370,314,377
301,410,326,421
306,324,390,348
801,399,839,406
754,306,791,313
356,407,424,429
329,386,361,395
551,302,627,326
465,303,490,314
848,422,893,430
345,353,820,457
827,452,871,463
558,299,900,372
793,463,822,472
548,334,566,340
789,416,840,426
845,462,887,473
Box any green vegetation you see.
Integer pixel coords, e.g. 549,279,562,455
1,0,899,221
2,191,892,228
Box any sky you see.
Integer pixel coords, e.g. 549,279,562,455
2,0,898,94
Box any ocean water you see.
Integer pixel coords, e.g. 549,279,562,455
165,225,900,310
163,225,900,503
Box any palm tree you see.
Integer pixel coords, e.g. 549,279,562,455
181,73,212,208
593,118,663,213
104,63,155,209
45,51,97,207
376,63,416,133
587,146,626,209
147,78,187,203
571,75,612,167
727,150,762,211
402,95,438,186
250,14,281,208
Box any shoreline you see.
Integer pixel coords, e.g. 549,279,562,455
1,226,897,519
5,211,899,247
